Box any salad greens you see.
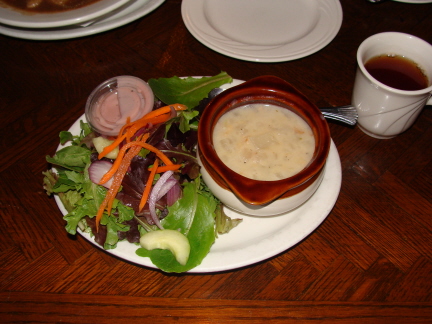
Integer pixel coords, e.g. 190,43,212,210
148,71,232,111
43,73,242,273
137,179,217,272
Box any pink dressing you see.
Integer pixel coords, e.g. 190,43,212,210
86,76,154,136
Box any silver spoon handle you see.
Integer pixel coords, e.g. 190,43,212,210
320,105,358,126
206,88,358,126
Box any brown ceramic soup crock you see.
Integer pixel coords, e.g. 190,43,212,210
197,75,331,215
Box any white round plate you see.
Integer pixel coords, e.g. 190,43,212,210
54,79,342,273
394,0,432,3
0,0,165,40
0,0,131,29
181,0,343,62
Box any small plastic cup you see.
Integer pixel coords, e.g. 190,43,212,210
85,75,154,136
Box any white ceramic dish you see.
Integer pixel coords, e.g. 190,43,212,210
0,0,165,40
181,0,343,62
0,0,131,29
53,79,342,273
197,78,330,216
394,0,432,3
198,153,327,217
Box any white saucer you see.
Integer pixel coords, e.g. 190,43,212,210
0,0,131,29
53,79,342,273
181,0,343,62
0,0,165,40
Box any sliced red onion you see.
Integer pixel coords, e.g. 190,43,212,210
88,160,114,188
148,170,174,229
133,126,150,139
157,178,177,201
168,105,177,119
166,179,182,206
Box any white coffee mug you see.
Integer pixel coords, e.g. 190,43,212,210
352,32,432,139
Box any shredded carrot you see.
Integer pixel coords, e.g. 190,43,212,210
98,118,133,159
118,116,133,137
124,104,187,140
98,132,128,160
132,141,174,166
141,104,187,120
98,133,150,185
95,144,142,231
94,105,188,230
109,141,173,168
99,134,174,185
97,104,187,159
125,114,172,139
139,159,159,212
149,164,182,173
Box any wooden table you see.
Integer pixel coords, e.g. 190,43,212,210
1,0,431,322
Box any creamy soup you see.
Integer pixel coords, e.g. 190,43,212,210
213,103,315,181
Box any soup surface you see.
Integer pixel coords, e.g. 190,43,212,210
213,103,315,181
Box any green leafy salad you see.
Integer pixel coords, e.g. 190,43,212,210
43,72,242,273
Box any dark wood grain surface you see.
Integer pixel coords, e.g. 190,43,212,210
1,0,431,322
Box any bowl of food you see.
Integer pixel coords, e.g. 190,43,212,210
0,0,131,29
197,75,331,216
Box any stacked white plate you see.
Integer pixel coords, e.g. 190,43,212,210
181,0,432,63
182,0,343,62
0,0,165,40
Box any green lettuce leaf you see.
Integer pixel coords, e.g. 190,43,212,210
136,178,217,273
46,146,91,172
101,204,135,250
44,141,135,250
148,72,232,109
61,166,105,235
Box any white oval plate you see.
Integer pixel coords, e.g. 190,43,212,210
54,79,342,273
181,0,343,62
0,0,165,40
0,0,131,29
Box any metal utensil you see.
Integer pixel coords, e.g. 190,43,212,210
320,105,358,126
207,88,358,126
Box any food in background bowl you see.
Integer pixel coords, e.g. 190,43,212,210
197,75,331,216
0,0,131,29
0,0,104,14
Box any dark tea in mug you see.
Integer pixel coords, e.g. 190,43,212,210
364,55,429,91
